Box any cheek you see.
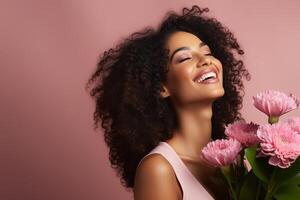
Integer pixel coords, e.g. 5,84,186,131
167,67,192,85
165,66,192,93
214,59,223,75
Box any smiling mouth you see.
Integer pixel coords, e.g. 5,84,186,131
194,71,217,83
193,65,219,82
193,71,219,84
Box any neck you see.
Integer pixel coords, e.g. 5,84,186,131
167,101,213,159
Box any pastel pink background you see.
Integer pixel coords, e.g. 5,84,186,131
1,0,299,199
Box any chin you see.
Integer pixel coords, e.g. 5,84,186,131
208,87,225,100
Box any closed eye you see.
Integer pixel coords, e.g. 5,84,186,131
179,57,191,63
178,53,213,63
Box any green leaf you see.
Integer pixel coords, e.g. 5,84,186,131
245,145,272,182
275,158,300,185
273,171,300,200
284,173,300,185
273,183,300,200
239,170,260,200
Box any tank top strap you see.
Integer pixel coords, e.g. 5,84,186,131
137,142,215,200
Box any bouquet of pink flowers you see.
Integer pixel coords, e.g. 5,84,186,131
201,90,300,200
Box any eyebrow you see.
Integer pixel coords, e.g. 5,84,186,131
169,42,207,61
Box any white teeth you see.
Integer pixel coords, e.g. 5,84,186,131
196,72,216,83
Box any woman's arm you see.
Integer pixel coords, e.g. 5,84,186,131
133,154,182,200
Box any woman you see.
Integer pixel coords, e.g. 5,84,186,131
86,5,250,200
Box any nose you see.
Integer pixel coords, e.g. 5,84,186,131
196,56,212,68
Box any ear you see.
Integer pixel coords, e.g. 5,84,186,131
160,84,170,98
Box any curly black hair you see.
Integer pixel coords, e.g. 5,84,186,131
86,5,251,189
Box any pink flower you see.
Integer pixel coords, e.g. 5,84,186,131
285,117,300,134
257,122,300,168
253,90,299,117
225,120,260,147
201,138,242,167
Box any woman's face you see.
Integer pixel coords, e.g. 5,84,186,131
161,31,224,105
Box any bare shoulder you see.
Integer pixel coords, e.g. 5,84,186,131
134,153,182,200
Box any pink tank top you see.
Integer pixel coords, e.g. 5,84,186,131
137,142,215,200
